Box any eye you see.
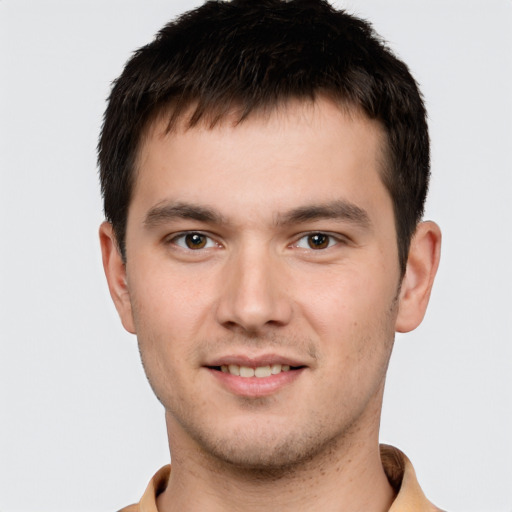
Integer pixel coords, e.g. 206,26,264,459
294,233,339,250
171,232,218,250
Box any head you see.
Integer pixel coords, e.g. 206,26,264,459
98,0,430,276
98,0,441,474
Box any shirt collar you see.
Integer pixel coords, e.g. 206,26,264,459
381,444,443,511
127,444,442,512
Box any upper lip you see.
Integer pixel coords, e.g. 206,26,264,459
205,353,308,368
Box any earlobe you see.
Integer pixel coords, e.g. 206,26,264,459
395,221,442,333
99,222,136,334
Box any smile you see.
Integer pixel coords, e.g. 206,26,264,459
219,364,292,378
206,358,306,397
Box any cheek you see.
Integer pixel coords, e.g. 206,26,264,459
300,263,397,328
126,275,196,386
129,281,196,410
129,256,214,333
297,263,398,376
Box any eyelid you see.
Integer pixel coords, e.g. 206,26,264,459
167,231,222,250
292,232,348,250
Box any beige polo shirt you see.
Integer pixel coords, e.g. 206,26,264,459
118,445,443,511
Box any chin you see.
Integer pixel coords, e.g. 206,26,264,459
189,419,342,474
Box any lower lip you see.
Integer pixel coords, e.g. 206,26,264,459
207,367,305,398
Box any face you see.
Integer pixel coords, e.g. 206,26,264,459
103,98,420,470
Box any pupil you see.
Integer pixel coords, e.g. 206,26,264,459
186,233,206,249
309,233,328,249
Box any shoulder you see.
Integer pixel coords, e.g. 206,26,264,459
381,444,445,512
115,465,171,512
117,505,138,512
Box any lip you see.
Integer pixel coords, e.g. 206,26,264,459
205,353,307,368
203,353,308,398
206,366,306,398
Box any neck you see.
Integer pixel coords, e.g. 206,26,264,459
157,416,395,512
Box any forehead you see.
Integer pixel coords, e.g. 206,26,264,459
139,96,387,163
131,97,390,225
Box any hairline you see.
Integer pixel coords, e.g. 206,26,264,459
124,93,404,274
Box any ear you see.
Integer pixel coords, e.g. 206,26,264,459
395,221,442,333
99,221,136,334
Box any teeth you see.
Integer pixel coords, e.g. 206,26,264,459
220,363,294,377
228,364,240,376
254,366,271,378
271,364,282,374
240,366,255,377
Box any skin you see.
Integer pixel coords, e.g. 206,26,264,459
100,97,441,511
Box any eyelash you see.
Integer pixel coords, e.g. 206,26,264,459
167,231,345,252
169,232,220,251
293,232,343,250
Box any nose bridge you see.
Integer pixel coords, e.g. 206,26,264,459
216,239,292,332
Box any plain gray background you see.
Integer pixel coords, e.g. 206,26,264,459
1,1,511,510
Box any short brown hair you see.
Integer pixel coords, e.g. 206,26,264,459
98,0,429,274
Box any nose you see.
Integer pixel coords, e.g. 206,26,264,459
215,244,293,333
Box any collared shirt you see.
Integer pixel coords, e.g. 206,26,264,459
118,445,443,512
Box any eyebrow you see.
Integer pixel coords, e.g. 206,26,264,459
144,201,228,228
144,199,371,230
276,200,372,228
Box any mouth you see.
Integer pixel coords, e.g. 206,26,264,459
204,357,307,397
208,363,305,378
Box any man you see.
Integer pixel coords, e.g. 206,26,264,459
98,0,442,510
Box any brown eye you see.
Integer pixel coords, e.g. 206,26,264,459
171,232,219,252
307,233,330,249
185,233,207,249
